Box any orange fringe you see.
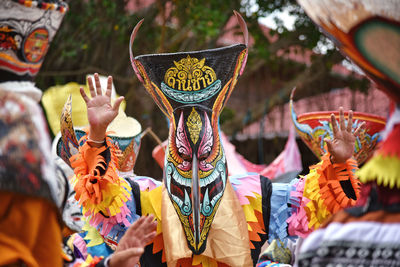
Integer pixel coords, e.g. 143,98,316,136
304,153,360,230
248,209,265,249
317,153,360,214
152,233,166,263
71,134,121,206
243,193,266,250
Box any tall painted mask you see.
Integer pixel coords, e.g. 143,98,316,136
130,11,248,254
297,0,400,102
0,0,68,83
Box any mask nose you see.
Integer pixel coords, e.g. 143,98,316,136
191,152,201,251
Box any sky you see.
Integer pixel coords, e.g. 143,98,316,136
244,0,296,30
259,9,296,31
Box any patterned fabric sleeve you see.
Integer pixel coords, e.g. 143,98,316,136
70,134,136,235
66,133,141,266
269,153,359,243
68,255,105,267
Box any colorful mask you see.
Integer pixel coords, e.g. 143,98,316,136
129,11,248,254
290,88,386,164
0,0,68,82
297,0,400,102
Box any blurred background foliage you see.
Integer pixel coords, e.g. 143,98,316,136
37,0,370,177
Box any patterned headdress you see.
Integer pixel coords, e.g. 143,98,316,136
0,0,67,206
290,88,386,164
56,95,144,174
0,0,67,81
129,11,248,254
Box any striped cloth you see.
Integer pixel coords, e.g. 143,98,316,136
298,184,400,267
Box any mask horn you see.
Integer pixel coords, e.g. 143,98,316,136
290,87,313,139
129,19,145,82
58,95,80,167
233,10,249,46
233,11,249,75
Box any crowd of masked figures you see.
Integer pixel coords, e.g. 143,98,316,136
1,0,400,266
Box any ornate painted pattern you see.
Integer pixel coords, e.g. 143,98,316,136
164,56,216,91
164,108,227,253
160,80,221,104
187,108,202,144
299,117,380,164
290,93,386,164
160,55,222,104
0,0,67,78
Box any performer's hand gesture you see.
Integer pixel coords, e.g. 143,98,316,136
109,215,157,267
80,73,124,145
325,107,365,163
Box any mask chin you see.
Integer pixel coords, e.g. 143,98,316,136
165,152,227,254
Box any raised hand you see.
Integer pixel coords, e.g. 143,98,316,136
79,73,124,143
109,215,157,267
325,107,365,163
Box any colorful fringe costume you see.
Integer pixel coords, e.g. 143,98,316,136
57,95,145,265
59,12,363,266
256,88,385,266
296,1,400,266
67,133,359,266
298,107,400,266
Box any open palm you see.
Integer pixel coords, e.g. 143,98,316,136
109,215,157,267
325,107,364,163
80,73,124,142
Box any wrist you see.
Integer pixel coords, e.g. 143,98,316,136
89,126,106,141
104,256,111,267
88,127,106,148
87,138,105,148
329,154,349,164
330,154,336,164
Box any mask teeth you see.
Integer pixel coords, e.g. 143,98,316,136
172,168,192,187
201,188,212,216
177,189,191,216
199,166,220,187
171,194,183,209
210,191,223,207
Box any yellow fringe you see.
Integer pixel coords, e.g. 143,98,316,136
303,153,359,230
357,154,400,189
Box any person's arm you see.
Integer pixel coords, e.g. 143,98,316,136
69,73,131,230
268,108,364,244
69,215,157,267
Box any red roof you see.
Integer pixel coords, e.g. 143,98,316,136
240,87,390,139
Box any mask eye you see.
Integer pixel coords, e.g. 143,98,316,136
178,152,192,161
198,151,211,161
